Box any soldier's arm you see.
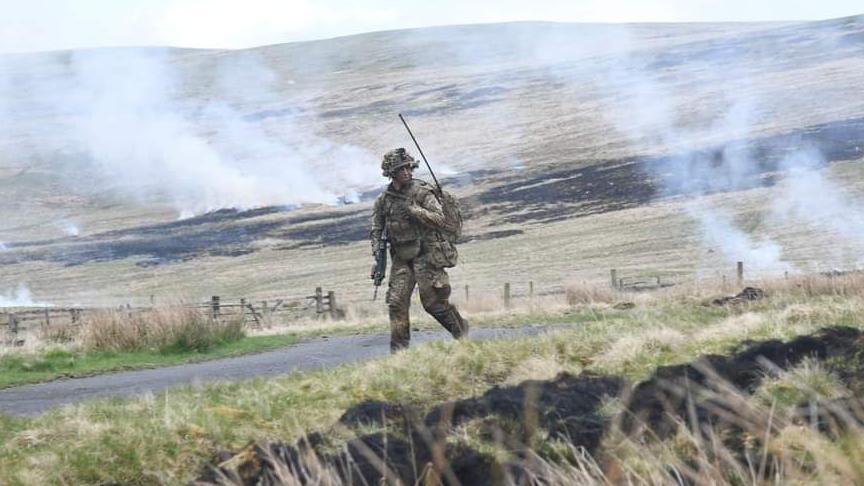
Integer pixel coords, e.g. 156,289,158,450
370,196,385,253
409,190,447,229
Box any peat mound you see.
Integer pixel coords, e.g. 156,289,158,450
710,286,765,306
622,326,862,439
197,372,624,485
421,371,624,451
197,326,864,485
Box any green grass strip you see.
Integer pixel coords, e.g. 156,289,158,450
0,334,299,388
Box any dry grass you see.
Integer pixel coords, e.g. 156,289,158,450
759,271,864,299
564,280,618,305
0,306,247,356
602,363,864,485
80,307,245,353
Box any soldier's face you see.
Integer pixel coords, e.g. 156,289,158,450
393,165,413,184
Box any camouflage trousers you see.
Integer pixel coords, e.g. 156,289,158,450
386,253,468,352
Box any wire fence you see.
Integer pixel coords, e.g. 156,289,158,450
1,262,756,346
1,287,343,345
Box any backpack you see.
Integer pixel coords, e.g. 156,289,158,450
436,189,463,244
426,188,462,268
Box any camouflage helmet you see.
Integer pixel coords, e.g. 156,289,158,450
381,148,419,177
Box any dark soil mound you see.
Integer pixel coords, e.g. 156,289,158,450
622,326,861,438
196,326,864,485
711,286,766,306
423,371,624,451
198,372,623,485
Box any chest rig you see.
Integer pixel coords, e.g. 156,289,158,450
383,180,426,245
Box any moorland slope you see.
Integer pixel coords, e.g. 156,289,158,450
0,17,863,305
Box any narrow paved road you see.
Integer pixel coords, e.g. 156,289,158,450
0,326,555,416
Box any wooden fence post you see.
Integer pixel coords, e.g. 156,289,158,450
529,281,534,300
44,308,51,327
610,269,618,289
504,283,511,308
328,291,338,319
262,300,268,318
9,313,18,335
464,285,469,302
737,261,744,286
240,298,246,321
211,296,220,319
315,287,323,315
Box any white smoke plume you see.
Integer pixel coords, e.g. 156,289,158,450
0,48,380,217
57,220,80,237
596,27,797,274
0,284,50,308
771,147,864,266
595,19,864,275
72,49,380,215
687,202,791,273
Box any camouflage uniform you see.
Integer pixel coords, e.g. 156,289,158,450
371,149,468,352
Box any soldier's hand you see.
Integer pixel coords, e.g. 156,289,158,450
396,204,412,220
405,203,422,219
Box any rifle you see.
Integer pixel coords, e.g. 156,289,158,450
371,227,389,301
399,113,442,194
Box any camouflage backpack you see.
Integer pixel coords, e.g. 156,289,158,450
435,189,463,244
426,188,462,268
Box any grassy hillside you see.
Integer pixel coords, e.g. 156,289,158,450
0,17,862,308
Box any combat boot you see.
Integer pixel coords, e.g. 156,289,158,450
389,307,411,352
454,312,469,338
431,307,469,340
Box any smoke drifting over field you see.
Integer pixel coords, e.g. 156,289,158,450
0,284,48,307
56,220,80,237
599,21,864,274
772,148,864,265
599,30,781,272
0,49,379,217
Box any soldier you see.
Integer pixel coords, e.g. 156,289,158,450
371,148,468,352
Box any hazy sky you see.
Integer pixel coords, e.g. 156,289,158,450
2,0,862,53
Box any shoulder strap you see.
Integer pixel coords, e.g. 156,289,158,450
384,189,408,201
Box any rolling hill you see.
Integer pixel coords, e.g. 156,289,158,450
0,16,863,305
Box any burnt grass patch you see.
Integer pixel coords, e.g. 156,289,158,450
4,116,863,266
198,325,864,485
0,206,373,267
477,116,864,225
0,220,286,267
476,159,660,225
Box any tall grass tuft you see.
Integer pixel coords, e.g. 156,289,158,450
564,281,616,305
80,307,245,353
